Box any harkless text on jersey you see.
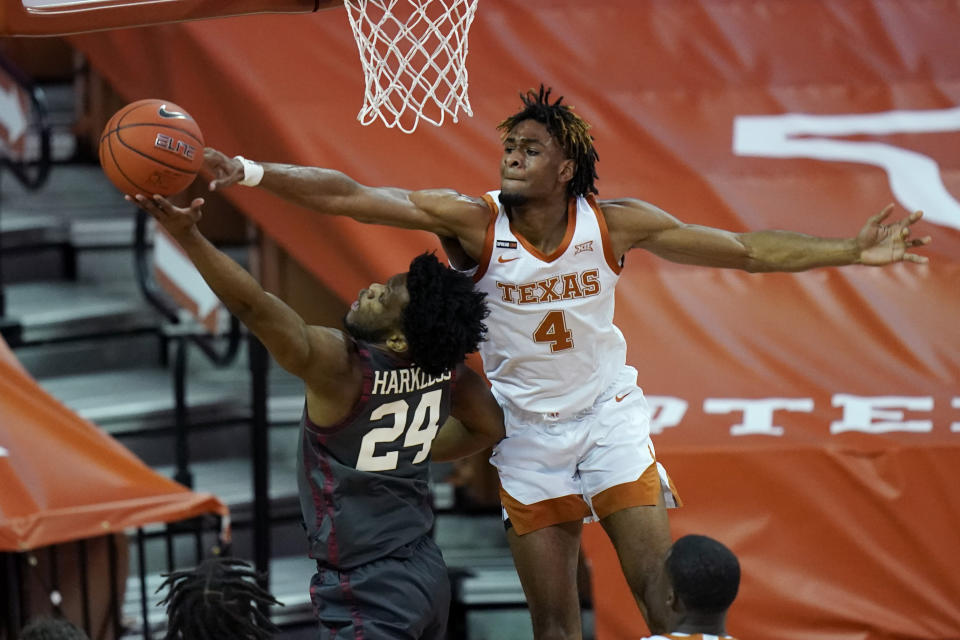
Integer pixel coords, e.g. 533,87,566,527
371,367,452,396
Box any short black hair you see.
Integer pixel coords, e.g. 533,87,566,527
498,85,599,198
19,617,89,640
666,534,740,614
157,555,282,640
403,252,488,376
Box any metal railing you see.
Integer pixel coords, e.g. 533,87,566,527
0,53,51,190
0,51,52,320
1,514,224,640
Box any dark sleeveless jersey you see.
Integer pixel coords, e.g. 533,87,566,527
297,341,455,569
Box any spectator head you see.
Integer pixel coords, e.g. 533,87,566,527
665,534,740,616
157,555,282,640
20,616,89,640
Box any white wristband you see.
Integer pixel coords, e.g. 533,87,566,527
234,155,264,187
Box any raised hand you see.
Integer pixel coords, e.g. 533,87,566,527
126,194,204,240
202,147,244,191
856,204,932,265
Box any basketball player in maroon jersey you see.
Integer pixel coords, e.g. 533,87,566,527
130,193,504,639
202,87,929,638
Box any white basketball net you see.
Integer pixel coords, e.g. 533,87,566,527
344,0,479,133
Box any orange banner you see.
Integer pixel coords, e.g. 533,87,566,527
70,1,960,638
0,336,227,551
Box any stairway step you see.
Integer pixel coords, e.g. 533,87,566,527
151,455,300,516
1,206,135,248
13,331,162,378
71,216,137,248
2,163,129,218
0,212,69,248
3,280,156,345
1,213,138,288
36,360,305,433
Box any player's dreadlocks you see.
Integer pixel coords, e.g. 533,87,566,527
403,252,488,376
157,556,282,640
498,85,599,197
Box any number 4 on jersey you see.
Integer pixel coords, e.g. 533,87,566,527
534,310,574,352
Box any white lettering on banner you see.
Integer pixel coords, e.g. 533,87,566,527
637,395,957,434
704,398,814,436
733,107,960,231
646,396,689,435
831,394,934,434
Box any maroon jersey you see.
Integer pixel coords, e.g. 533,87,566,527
297,340,454,569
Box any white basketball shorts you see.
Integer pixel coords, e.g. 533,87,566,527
489,366,681,535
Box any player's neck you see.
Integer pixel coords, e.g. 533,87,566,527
505,194,569,255
673,611,728,636
368,342,411,363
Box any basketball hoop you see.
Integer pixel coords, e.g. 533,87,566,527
344,0,479,133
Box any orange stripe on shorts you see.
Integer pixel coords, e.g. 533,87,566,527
590,462,665,519
499,484,591,536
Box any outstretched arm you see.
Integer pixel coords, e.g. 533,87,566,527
203,148,489,259
432,365,505,462
603,200,931,272
129,195,353,392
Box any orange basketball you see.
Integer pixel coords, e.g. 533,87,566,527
98,99,204,197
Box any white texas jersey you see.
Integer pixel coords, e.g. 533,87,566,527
473,191,627,415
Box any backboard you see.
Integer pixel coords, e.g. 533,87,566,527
0,0,341,36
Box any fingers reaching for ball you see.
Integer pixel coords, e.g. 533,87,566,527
126,193,205,237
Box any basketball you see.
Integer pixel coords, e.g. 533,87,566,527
98,98,204,197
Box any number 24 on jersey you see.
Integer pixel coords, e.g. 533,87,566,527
356,389,443,472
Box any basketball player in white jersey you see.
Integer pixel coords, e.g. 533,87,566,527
203,86,931,638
